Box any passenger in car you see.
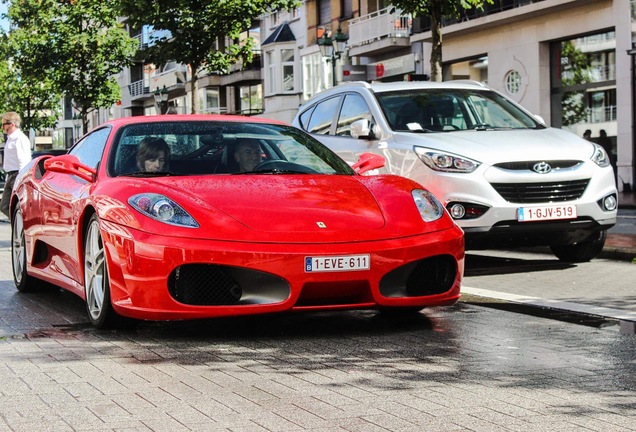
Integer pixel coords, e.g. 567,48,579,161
233,138,262,172
136,137,170,173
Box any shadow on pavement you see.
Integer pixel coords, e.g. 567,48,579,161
465,253,575,276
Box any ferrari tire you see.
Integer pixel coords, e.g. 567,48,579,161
12,207,38,292
84,214,120,328
549,230,606,263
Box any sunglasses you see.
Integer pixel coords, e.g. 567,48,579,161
2,121,11,126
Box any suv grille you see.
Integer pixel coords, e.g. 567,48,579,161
491,179,590,203
493,160,582,171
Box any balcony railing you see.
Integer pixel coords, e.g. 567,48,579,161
202,107,228,114
129,80,148,97
348,7,411,48
588,105,617,123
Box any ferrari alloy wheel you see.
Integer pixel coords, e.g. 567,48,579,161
12,207,36,292
84,214,117,328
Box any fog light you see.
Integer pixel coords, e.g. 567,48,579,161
603,194,617,211
450,203,466,219
446,202,490,219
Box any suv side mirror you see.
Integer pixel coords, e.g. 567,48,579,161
350,119,371,139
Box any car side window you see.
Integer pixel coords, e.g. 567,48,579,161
69,127,111,169
335,94,372,136
306,96,341,135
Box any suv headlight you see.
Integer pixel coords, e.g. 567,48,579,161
414,147,480,173
591,143,611,168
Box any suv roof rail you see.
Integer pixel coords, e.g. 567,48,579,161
341,81,372,88
447,79,488,87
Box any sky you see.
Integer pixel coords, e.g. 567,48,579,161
0,3,7,32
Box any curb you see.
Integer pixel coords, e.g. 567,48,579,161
461,286,636,334
598,248,636,262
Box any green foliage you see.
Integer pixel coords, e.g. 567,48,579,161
390,0,491,18
4,0,138,133
120,0,299,113
560,41,593,126
0,3,60,131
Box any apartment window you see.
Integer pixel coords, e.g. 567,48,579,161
551,30,616,129
302,52,329,100
342,0,353,18
240,84,263,115
282,49,295,92
318,0,331,25
267,51,276,95
505,70,521,96
198,87,221,113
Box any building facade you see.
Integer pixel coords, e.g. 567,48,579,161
60,0,633,191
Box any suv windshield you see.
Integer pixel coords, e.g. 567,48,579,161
375,89,542,132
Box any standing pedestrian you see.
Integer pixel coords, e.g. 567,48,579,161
597,129,617,186
1,112,32,219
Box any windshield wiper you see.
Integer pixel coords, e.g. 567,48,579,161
124,171,177,177
233,169,311,175
473,123,494,131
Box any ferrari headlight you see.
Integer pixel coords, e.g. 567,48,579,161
412,189,445,222
414,146,480,173
591,143,611,168
129,193,199,228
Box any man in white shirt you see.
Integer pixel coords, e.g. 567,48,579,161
1,112,32,218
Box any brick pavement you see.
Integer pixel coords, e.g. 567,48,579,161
0,220,636,430
0,195,634,431
1,297,636,431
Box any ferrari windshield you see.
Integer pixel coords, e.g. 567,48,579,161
376,89,543,132
110,121,356,177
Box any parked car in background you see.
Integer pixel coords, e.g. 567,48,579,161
293,80,618,262
32,148,68,159
10,115,464,328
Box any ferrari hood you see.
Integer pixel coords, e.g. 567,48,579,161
207,175,386,232
101,173,457,243
393,127,596,165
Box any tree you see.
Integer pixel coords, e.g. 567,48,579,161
120,0,298,114
389,0,493,82
6,0,138,134
0,10,61,133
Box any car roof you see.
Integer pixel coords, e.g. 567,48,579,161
351,80,489,92
102,114,289,129
300,80,491,106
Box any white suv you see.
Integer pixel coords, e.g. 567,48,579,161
293,81,618,262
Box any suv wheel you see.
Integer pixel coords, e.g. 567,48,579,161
549,230,606,263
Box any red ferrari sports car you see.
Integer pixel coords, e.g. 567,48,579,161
10,115,464,328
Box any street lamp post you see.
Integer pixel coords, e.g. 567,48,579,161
318,27,349,87
72,114,82,144
154,85,169,114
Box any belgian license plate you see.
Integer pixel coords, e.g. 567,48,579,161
305,254,370,272
517,204,577,222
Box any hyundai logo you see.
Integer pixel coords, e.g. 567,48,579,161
532,161,552,174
